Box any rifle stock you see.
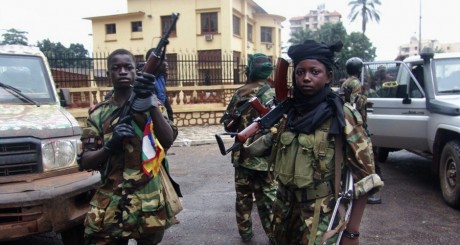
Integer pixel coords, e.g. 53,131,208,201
215,57,291,156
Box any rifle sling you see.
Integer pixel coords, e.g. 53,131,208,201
334,134,344,200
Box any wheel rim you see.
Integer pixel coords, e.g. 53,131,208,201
446,157,457,188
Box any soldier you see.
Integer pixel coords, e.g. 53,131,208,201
78,49,178,245
341,57,383,205
269,40,383,245
223,53,277,243
341,57,367,125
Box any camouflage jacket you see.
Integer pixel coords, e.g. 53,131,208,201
228,81,275,171
81,96,178,239
341,76,368,125
272,103,383,198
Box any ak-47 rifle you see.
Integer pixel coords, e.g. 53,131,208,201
215,57,291,156
103,13,180,176
116,12,180,120
321,167,354,244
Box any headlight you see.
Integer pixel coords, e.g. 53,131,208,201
42,138,82,171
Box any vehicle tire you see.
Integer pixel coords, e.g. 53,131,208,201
439,140,460,209
374,147,389,162
60,224,85,245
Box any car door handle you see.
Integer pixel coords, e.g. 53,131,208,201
402,111,425,115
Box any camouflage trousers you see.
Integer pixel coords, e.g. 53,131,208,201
271,185,338,245
234,166,276,240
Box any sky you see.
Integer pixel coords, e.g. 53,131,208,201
0,0,458,60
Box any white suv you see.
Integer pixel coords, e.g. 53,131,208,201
362,48,460,208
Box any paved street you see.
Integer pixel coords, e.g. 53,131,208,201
2,126,460,245
160,140,460,245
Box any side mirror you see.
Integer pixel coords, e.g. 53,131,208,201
59,88,71,107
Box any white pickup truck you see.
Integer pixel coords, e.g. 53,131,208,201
361,48,460,208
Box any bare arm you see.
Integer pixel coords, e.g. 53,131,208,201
340,195,368,245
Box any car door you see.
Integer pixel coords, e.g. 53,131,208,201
362,61,430,151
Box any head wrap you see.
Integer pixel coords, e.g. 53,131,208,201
287,40,343,70
247,53,273,82
285,40,346,136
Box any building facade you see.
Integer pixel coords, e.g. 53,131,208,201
289,4,341,34
399,36,460,57
84,0,285,64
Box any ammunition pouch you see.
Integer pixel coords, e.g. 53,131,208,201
277,181,334,202
221,111,241,133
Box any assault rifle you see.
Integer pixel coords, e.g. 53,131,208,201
116,12,180,121
215,58,291,155
103,13,180,176
321,167,354,244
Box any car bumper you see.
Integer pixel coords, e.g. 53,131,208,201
0,171,101,241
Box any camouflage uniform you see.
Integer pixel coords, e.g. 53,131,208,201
81,97,178,245
227,81,277,241
341,76,368,124
270,104,383,245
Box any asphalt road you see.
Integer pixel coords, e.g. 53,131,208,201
2,145,459,245
160,145,460,245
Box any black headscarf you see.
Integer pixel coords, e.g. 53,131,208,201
288,40,343,70
286,40,345,136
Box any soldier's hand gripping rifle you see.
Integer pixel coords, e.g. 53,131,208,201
102,13,180,176
215,58,291,156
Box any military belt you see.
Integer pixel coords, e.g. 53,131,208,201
277,181,334,202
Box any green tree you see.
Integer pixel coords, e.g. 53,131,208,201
288,28,317,45
37,39,90,68
342,32,376,62
316,22,348,46
1,28,29,45
286,22,377,82
348,0,381,34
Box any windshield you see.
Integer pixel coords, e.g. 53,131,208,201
0,54,55,104
434,58,460,94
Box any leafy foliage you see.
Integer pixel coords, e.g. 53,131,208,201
1,28,29,45
287,22,377,83
287,22,376,64
37,39,91,68
288,28,317,45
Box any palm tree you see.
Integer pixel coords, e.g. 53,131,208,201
348,0,381,34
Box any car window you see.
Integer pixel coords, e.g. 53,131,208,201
434,58,460,94
362,62,405,98
0,54,54,103
409,65,424,98
362,61,426,99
